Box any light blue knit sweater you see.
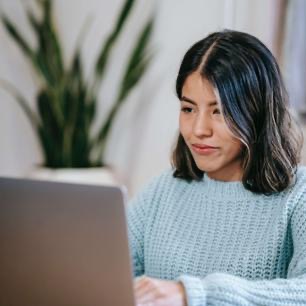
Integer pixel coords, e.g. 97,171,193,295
127,167,306,305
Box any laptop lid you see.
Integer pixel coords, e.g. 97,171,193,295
0,177,135,306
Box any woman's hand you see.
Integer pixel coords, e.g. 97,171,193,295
134,275,187,306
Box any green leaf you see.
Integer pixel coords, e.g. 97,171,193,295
0,79,40,130
117,17,154,102
92,17,154,161
1,14,35,63
37,1,64,85
37,88,63,166
25,8,40,35
94,0,136,81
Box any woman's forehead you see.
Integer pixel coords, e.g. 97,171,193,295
181,73,221,106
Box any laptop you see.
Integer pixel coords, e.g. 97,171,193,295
0,177,135,306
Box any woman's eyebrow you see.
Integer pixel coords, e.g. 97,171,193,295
181,96,218,106
181,96,196,105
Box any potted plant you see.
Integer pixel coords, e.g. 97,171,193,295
0,0,153,185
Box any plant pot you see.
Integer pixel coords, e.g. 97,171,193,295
26,166,120,186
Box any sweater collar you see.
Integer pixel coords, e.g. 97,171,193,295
201,172,255,200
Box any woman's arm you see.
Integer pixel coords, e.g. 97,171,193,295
127,171,168,277
178,195,306,306
127,190,146,277
179,272,306,306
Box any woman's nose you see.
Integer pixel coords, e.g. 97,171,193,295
192,114,213,137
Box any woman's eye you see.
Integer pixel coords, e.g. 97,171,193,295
181,107,193,113
213,108,221,115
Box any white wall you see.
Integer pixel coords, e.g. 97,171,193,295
0,0,280,196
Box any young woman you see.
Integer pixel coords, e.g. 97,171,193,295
128,30,306,306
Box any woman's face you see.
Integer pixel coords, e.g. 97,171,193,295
179,72,244,181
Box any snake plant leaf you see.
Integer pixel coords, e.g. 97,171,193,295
0,79,40,130
68,87,92,167
66,51,86,130
92,17,154,160
116,17,154,103
38,125,60,167
26,8,40,35
61,50,97,167
25,5,64,86
37,89,63,165
37,2,63,86
35,0,52,27
69,15,95,128
95,0,135,82
1,14,35,64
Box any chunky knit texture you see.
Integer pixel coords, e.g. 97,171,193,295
127,166,306,305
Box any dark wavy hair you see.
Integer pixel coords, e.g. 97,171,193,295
172,30,303,195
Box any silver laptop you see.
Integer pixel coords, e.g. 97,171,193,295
0,177,135,306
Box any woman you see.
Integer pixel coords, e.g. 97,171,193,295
128,30,306,306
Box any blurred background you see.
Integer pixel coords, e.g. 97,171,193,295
0,0,305,197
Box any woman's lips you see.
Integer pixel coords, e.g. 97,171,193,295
191,144,219,155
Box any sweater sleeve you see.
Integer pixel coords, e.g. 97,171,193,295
178,194,306,306
127,188,147,277
127,172,167,277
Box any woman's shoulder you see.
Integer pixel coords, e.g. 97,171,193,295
128,168,189,207
133,168,181,197
284,165,306,210
296,165,306,181
292,166,306,192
